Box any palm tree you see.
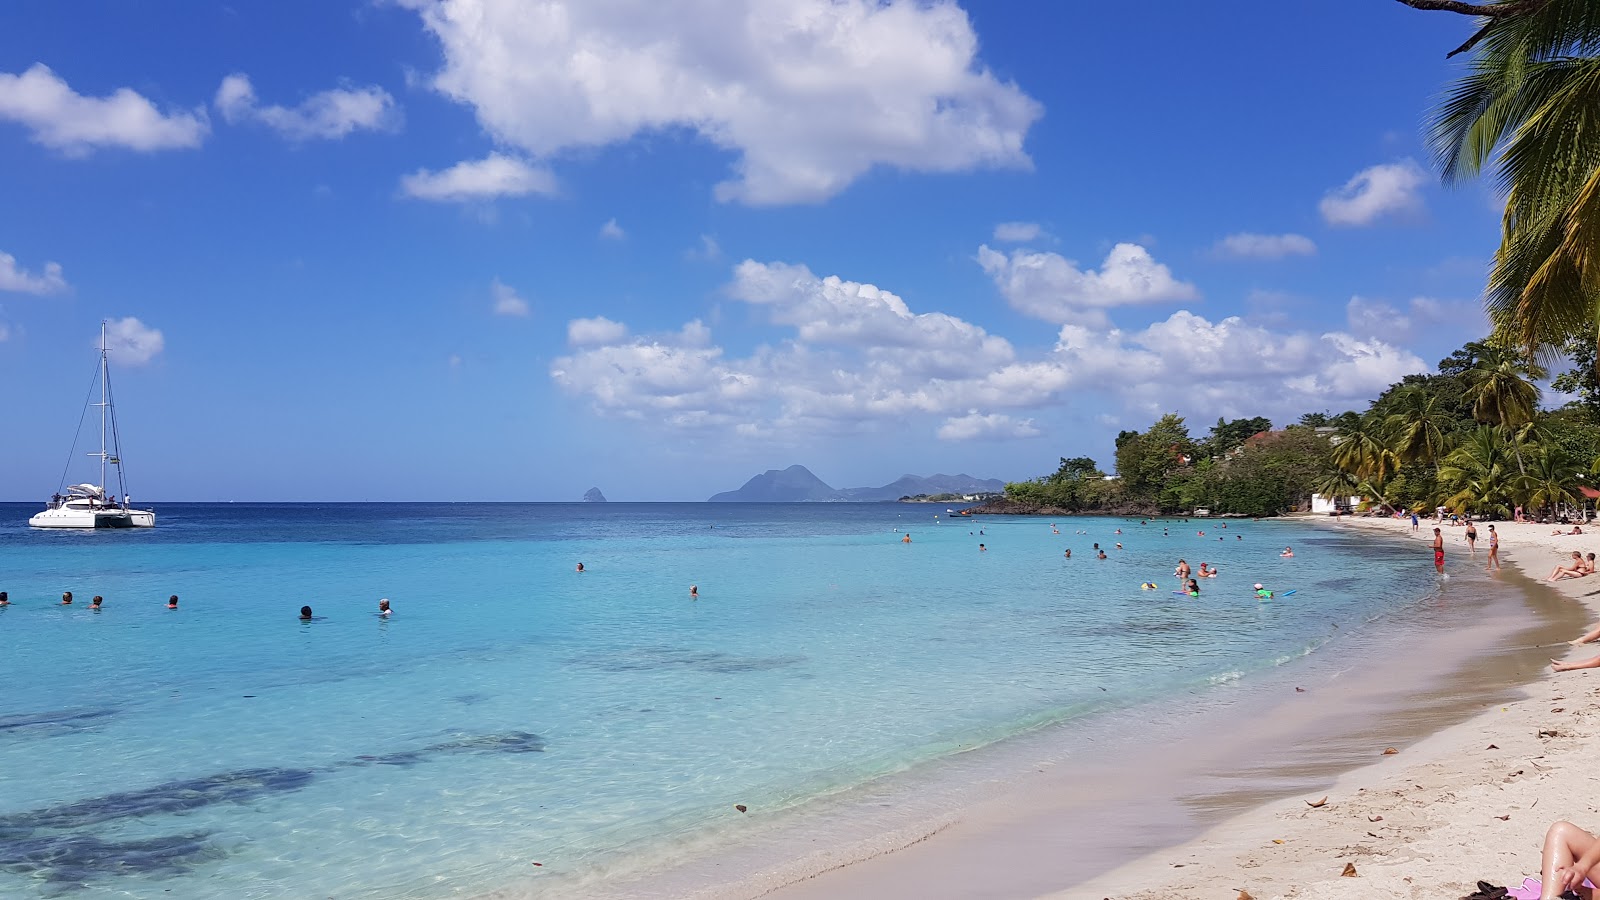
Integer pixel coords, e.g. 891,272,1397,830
1465,355,1544,429
1440,425,1520,515
1313,468,1360,508
1423,0,1600,358
1522,447,1583,518
1383,388,1454,470
1332,417,1398,481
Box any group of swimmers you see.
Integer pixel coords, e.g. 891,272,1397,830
0,591,180,610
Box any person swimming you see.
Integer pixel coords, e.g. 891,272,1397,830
61,591,73,605
902,534,912,543
168,595,178,609
299,605,314,620
1280,546,1294,558
378,598,392,616
690,584,699,598
1096,550,1107,559
978,543,986,551
1186,578,1201,596
1141,582,1158,590
0,591,8,606
90,595,103,610
1253,582,1275,599
1114,542,1123,550
575,562,585,572
1064,549,1072,558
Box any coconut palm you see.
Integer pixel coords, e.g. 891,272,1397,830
1465,355,1544,428
1521,446,1583,517
1422,0,1600,357
1313,468,1360,508
1439,425,1520,514
1383,388,1454,470
1332,417,1398,481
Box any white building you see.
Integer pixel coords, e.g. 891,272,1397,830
1310,493,1361,514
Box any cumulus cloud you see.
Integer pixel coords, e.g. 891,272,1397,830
0,251,69,295
491,279,529,317
976,243,1199,326
398,0,1042,205
401,153,557,202
567,316,627,345
598,218,625,240
938,411,1041,441
1320,159,1429,226
1212,232,1316,260
102,317,163,365
992,221,1042,243
214,73,397,141
0,63,206,154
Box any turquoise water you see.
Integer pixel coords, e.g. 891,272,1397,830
0,503,1437,898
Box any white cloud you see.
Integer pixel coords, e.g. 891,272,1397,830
1345,295,1486,345
977,242,1199,326
398,0,1042,205
491,279,529,317
992,221,1041,243
938,411,1040,441
401,153,557,202
598,218,625,240
214,73,397,141
0,251,68,295
567,316,627,345
1212,232,1316,260
0,63,206,154
1320,159,1429,226
550,259,1434,443
102,317,163,365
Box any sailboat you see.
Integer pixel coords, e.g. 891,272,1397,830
29,323,156,528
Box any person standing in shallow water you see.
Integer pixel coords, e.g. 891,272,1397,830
1432,527,1445,574
1487,524,1501,572
1465,520,1478,554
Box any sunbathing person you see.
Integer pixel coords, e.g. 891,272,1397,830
1535,819,1600,899
1552,653,1600,672
1548,552,1588,581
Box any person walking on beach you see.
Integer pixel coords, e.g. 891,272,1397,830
1410,511,1419,533
1465,520,1478,554
1432,527,1445,574
1487,524,1501,572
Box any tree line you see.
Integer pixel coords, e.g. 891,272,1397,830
1001,339,1600,518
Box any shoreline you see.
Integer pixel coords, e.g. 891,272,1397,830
555,516,1590,900
1072,516,1600,899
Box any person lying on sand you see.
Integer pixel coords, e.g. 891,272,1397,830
1548,552,1589,581
1552,526,1585,535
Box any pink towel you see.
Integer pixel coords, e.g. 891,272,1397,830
1507,875,1596,899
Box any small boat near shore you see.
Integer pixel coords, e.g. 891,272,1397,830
29,323,156,529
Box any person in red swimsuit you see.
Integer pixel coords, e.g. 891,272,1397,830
1432,528,1444,574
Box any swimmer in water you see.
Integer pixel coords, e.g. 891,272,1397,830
1253,582,1274,599
979,543,986,551
690,584,699,599
575,562,585,572
61,591,73,605
1281,546,1294,558
378,598,392,616
1141,582,1158,590
300,605,314,620
1064,549,1072,558
90,595,102,610
1174,559,1190,580
168,595,178,609
0,591,7,606
1097,550,1108,559
902,534,912,543
1186,578,1201,596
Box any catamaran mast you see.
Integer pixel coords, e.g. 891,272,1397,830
97,322,107,499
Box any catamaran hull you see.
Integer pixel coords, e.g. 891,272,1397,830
29,508,156,529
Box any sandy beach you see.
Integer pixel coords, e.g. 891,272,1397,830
1072,516,1600,900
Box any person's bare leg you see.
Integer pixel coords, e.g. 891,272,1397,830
1552,656,1600,672
1571,624,1600,646
1542,821,1598,899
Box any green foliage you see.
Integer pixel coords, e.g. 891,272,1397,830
1005,337,1600,519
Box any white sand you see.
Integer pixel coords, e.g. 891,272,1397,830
1074,516,1600,900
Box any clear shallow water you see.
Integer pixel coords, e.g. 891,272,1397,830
0,503,1437,898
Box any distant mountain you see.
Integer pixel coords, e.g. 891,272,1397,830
707,466,1004,502
583,487,607,502
708,465,839,502
835,473,1006,502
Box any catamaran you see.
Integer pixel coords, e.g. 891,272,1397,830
29,323,156,528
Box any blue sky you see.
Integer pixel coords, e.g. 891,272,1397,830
0,1,1504,501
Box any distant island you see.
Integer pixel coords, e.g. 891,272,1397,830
707,465,1004,502
583,487,607,502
